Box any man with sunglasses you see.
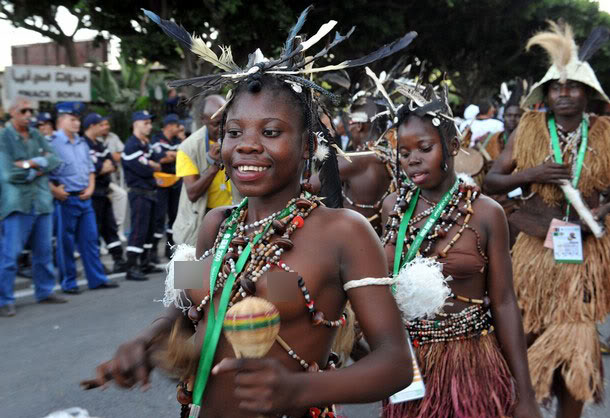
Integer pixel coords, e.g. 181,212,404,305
0,97,67,317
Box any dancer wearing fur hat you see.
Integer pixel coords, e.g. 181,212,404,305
485,21,610,418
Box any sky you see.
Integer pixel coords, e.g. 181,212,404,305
1,1,610,70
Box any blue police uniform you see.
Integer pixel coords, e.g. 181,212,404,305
49,116,115,292
82,113,126,272
121,111,161,276
151,127,182,258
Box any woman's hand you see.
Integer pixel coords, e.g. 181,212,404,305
212,357,298,414
80,337,153,391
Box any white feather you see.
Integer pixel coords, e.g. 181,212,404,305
365,67,396,113
157,244,197,312
393,257,451,321
456,172,477,187
559,180,605,238
314,144,330,162
299,20,338,51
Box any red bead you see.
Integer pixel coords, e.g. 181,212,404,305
307,361,320,372
292,216,304,228
176,387,192,405
413,339,420,348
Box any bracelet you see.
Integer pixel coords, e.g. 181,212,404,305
343,277,394,291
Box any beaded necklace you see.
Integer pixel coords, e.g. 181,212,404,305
383,180,488,303
188,192,347,369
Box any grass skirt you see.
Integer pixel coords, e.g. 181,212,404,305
527,322,603,403
383,333,515,417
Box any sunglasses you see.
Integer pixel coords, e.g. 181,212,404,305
20,108,34,115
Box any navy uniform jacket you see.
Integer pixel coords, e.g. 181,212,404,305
151,132,180,174
121,135,159,190
84,135,114,196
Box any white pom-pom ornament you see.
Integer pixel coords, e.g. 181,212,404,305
393,257,451,321
158,244,197,311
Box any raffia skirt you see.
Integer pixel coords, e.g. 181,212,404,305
512,230,609,402
383,307,515,418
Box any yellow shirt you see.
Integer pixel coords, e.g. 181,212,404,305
175,149,232,208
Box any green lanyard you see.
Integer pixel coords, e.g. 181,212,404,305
548,115,589,220
393,178,460,279
189,198,296,417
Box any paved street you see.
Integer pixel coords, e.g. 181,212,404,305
1,268,609,418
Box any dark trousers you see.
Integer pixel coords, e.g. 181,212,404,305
92,194,122,257
127,191,156,257
154,184,181,239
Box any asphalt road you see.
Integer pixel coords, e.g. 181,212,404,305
1,269,609,418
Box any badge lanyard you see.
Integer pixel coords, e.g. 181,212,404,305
548,115,588,220
393,178,460,280
189,198,297,418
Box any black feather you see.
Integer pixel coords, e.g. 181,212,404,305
142,9,192,50
282,5,313,59
319,71,351,89
294,27,356,70
578,27,610,62
167,74,225,89
342,32,417,70
318,138,343,209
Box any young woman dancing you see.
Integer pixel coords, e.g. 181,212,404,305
82,7,418,418
380,84,541,418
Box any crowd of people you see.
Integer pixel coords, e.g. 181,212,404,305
2,7,610,418
0,92,230,315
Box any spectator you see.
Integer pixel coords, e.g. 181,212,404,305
172,95,234,246
151,113,181,261
121,111,162,281
0,97,67,317
82,113,127,273
48,102,119,294
99,119,128,242
34,112,55,140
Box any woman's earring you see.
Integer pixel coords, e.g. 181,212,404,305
442,162,448,171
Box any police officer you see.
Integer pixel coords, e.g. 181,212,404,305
35,112,55,140
151,113,182,261
121,111,163,281
82,113,130,275
48,102,119,294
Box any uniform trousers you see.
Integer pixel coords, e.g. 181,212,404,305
54,196,109,290
91,193,122,255
127,189,157,257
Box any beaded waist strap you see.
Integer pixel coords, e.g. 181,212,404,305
407,304,494,346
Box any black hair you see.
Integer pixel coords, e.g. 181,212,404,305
394,87,458,181
476,99,494,115
219,73,342,208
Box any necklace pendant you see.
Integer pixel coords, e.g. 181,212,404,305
240,277,256,295
187,306,203,322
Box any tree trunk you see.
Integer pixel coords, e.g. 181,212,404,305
59,38,78,67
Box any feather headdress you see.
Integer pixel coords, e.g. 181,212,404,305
523,20,610,107
142,7,416,104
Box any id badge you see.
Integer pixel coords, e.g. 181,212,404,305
389,335,425,403
550,222,584,264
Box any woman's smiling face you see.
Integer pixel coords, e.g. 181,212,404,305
221,85,309,198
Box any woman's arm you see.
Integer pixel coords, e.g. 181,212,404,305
483,198,540,417
293,210,411,406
